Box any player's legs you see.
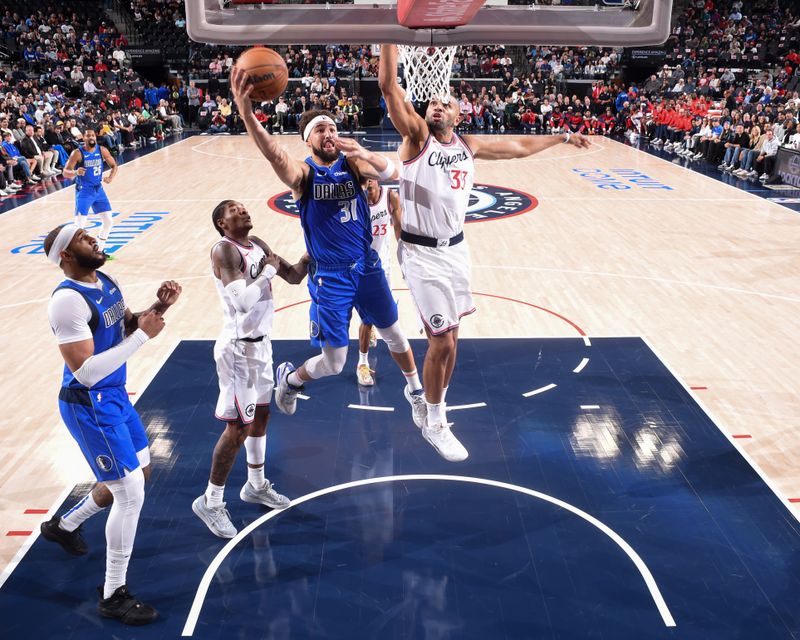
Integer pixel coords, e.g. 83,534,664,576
44,400,152,554
196,340,285,537
276,267,355,414
74,191,92,228
356,321,375,386
99,465,158,625
92,189,114,250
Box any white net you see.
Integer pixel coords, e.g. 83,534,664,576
397,45,457,104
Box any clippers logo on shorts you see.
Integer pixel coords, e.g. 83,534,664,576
268,184,538,223
96,455,113,472
430,314,445,329
245,404,256,418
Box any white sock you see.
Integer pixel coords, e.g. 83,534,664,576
358,351,369,366
205,481,225,508
97,211,113,250
426,401,445,427
59,492,104,532
403,369,422,392
103,468,145,599
287,371,303,388
244,435,266,489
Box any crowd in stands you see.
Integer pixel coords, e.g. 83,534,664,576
1,0,800,199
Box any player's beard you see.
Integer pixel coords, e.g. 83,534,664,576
75,253,107,269
313,142,338,164
426,115,453,135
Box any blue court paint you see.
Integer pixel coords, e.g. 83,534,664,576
1,339,799,639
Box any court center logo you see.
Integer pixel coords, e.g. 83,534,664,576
267,183,538,223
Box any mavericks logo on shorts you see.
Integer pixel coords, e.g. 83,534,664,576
267,184,538,223
96,455,113,473
310,320,320,338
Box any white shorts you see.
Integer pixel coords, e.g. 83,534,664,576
398,240,475,335
214,338,274,424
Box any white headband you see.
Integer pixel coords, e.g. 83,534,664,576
47,223,79,267
303,115,336,142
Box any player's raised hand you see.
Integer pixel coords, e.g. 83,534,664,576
229,65,253,111
156,280,182,307
568,132,591,149
334,136,369,160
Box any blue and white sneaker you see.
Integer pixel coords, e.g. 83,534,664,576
275,361,302,415
403,386,427,429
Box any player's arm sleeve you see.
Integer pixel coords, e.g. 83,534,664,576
215,242,276,314
49,289,150,388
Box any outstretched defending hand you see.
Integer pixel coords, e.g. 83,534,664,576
156,280,182,307
334,136,369,161
568,132,591,149
229,65,253,113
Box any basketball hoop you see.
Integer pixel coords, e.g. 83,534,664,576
398,45,457,104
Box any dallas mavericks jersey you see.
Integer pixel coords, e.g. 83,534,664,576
77,145,104,190
369,186,392,265
212,237,274,340
297,154,372,265
54,271,127,389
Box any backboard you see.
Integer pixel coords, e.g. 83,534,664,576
185,0,673,47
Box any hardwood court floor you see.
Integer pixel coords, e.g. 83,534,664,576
0,133,798,571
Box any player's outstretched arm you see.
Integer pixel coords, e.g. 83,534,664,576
378,44,427,142
230,65,307,194
335,137,397,181
251,237,310,284
464,131,591,160
62,148,85,180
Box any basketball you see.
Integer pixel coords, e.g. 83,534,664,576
235,47,288,101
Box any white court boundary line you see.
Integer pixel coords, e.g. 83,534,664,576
181,473,676,635
0,338,181,591
640,336,800,524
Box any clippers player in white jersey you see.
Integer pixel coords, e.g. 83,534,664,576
192,200,310,539
379,45,591,462
356,178,403,387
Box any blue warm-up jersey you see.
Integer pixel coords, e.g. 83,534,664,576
296,154,373,265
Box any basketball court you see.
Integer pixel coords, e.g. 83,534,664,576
1,0,800,636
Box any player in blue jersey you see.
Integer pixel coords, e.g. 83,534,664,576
42,222,181,625
230,65,430,435
62,128,118,253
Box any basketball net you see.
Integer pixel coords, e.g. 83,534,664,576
397,45,457,104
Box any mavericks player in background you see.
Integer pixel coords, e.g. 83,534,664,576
43,223,181,625
229,65,430,440
192,199,309,539
356,178,402,387
62,128,118,252
379,44,590,462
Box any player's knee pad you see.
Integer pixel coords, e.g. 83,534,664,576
305,346,348,379
107,466,145,513
376,321,410,354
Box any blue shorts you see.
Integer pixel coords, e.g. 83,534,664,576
75,185,112,216
58,386,148,481
308,254,398,348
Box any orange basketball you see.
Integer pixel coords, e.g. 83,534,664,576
235,47,288,101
